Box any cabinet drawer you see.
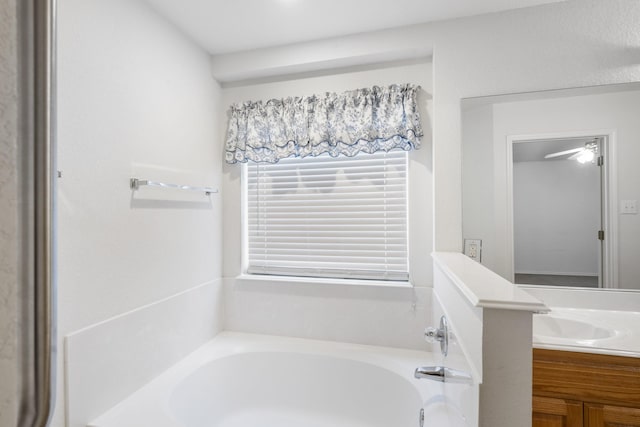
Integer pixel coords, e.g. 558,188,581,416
533,349,640,407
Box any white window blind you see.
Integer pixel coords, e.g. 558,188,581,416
246,150,409,281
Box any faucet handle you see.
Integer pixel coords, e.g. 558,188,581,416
423,315,449,356
424,326,445,343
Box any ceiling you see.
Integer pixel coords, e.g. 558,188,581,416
144,0,565,55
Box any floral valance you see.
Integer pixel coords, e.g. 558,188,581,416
225,83,423,164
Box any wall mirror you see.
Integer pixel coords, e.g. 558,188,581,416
461,82,640,291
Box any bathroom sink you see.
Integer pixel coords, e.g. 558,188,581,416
533,315,614,341
531,308,637,354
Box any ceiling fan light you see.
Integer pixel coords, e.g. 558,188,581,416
576,149,595,164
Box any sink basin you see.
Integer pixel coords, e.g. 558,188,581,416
534,315,615,341
531,308,637,355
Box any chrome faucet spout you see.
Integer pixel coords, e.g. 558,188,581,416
414,366,445,381
414,366,473,384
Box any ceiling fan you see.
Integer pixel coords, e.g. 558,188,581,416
544,140,599,164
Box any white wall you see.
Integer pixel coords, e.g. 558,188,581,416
211,0,640,267
463,89,640,288
429,0,640,259
210,2,640,426
221,62,435,350
513,160,600,276
0,0,19,424
462,104,496,271
56,0,224,425
0,1,634,426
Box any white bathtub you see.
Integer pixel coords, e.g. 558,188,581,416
89,332,470,427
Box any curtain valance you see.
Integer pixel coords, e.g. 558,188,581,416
225,83,423,164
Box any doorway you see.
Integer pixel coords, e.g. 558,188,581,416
507,134,615,288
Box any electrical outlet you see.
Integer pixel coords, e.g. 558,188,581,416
464,239,482,262
621,200,638,215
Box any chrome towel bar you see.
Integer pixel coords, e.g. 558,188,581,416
130,178,218,195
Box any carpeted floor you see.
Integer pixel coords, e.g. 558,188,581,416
514,273,599,288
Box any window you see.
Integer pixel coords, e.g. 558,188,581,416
245,150,409,281
227,84,422,282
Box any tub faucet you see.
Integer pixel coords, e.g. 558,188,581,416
414,366,473,384
424,316,449,356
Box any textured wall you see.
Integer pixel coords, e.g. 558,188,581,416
57,0,222,337
0,0,19,424
55,0,224,425
429,0,640,253
208,2,640,426
220,62,435,351
209,0,640,254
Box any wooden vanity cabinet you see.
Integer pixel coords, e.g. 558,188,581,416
533,349,640,427
585,404,640,427
533,395,583,427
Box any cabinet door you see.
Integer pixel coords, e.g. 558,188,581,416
533,396,583,427
585,404,640,427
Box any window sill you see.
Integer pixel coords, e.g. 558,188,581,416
235,274,413,289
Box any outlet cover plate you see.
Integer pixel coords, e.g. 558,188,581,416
464,239,482,262
621,200,638,214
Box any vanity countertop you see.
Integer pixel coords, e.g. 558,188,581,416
532,307,640,358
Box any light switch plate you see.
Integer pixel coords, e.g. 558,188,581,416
464,239,482,262
621,200,638,214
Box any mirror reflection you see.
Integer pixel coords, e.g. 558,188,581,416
513,137,603,288
462,82,640,291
